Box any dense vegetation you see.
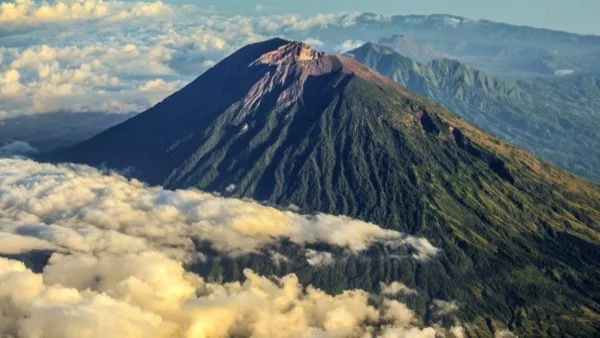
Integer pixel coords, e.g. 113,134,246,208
44,39,600,337
349,42,600,182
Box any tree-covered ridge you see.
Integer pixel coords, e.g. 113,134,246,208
349,42,600,182
44,39,600,337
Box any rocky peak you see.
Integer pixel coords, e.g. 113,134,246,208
256,41,325,66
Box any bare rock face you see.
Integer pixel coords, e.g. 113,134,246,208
245,41,394,110
256,42,325,65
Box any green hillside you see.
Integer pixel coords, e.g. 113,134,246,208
349,42,600,182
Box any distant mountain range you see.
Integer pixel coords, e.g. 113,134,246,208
377,35,452,63
348,42,600,182
43,39,600,337
303,13,600,78
0,112,136,152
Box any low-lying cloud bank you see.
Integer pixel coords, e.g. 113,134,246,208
0,158,439,259
0,158,458,337
0,254,447,338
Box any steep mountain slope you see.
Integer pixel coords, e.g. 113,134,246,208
349,42,600,181
0,112,136,152
44,39,600,337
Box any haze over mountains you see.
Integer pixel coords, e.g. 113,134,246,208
0,112,136,152
376,35,452,64
300,14,600,78
43,38,600,337
348,42,600,181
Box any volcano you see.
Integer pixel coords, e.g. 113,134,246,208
45,38,600,337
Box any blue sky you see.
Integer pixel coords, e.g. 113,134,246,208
200,0,600,35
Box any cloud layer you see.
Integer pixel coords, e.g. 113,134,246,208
0,254,447,338
0,158,456,338
0,158,438,260
0,0,172,23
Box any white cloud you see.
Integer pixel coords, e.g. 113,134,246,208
0,158,439,260
387,236,440,261
138,78,185,104
305,249,335,267
0,0,173,24
0,69,26,96
335,39,364,53
224,184,236,193
380,281,418,296
304,37,325,48
269,250,290,265
431,299,459,316
201,59,216,69
139,79,184,93
443,17,462,28
0,254,453,338
0,158,459,338
0,232,59,254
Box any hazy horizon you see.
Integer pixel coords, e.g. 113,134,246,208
197,0,600,36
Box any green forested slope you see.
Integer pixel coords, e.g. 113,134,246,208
349,42,600,181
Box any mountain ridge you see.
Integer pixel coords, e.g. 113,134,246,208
338,14,600,78
348,42,600,181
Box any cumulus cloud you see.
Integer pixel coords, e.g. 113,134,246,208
139,78,184,93
0,158,439,259
430,299,459,316
0,0,173,24
304,37,325,48
0,254,452,338
305,249,335,267
387,236,440,261
0,158,457,337
139,78,185,104
0,69,26,96
380,281,418,296
335,39,364,53
0,232,59,254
